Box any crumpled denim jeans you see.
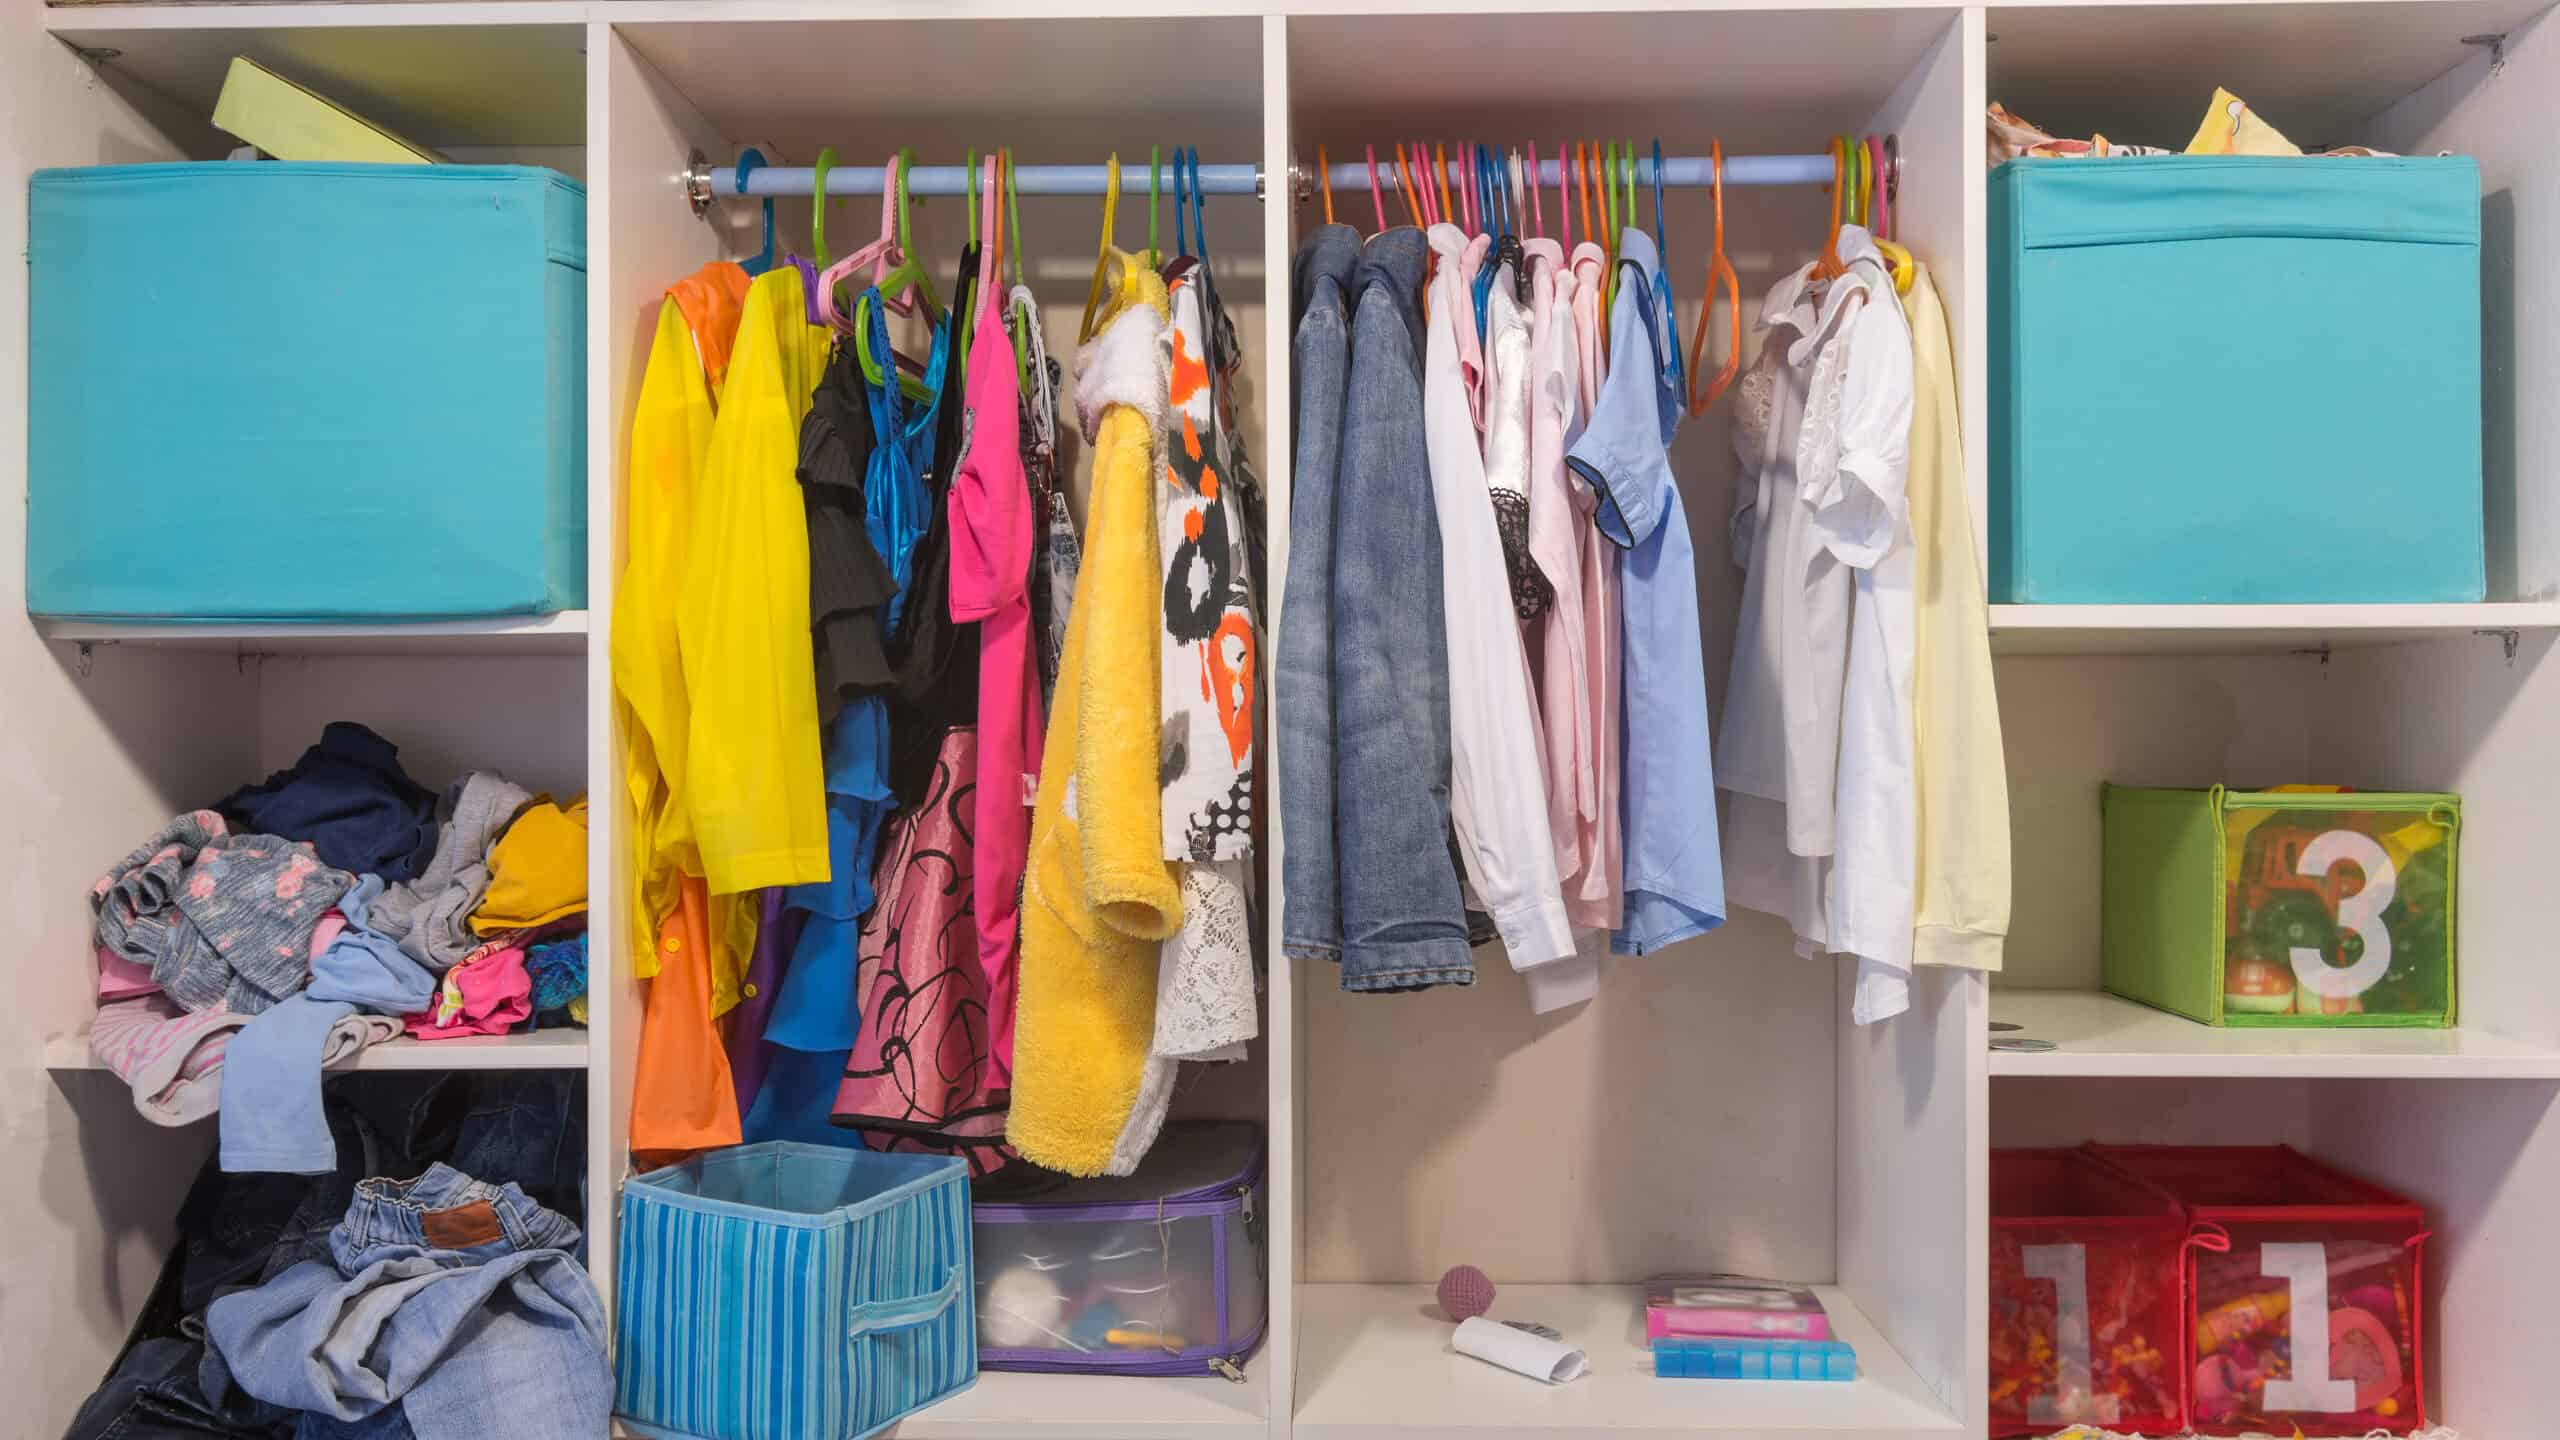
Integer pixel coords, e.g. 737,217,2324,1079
60,1335,290,1440
206,1164,608,1440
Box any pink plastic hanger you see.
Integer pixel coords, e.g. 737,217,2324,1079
816,156,904,332
1528,142,1545,240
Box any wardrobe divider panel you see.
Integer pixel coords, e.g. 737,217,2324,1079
592,19,734,1329
1260,15,1300,1439
3,23,263,1429
1835,14,1987,1426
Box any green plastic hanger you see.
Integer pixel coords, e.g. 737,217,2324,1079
811,146,838,267
1003,148,1034,391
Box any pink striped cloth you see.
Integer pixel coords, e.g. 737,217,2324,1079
88,996,249,1126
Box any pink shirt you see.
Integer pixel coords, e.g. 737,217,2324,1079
1566,240,1625,930
947,176,1038,1083
1520,240,1606,933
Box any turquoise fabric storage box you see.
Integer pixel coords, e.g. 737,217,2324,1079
1989,156,2482,605
28,163,585,620
616,1143,977,1440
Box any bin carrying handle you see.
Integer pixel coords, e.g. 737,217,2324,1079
846,1264,968,1340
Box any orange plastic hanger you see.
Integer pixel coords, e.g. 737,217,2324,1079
1436,142,1456,230
1365,144,1386,232
1393,144,1423,227
1319,144,1335,225
1687,140,1743,417
1810,136,1850,285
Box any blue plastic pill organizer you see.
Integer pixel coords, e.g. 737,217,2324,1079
1651,1336,1858,1382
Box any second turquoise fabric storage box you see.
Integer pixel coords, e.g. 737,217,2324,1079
616,1143,977,1440
1989,156,2482,605
27,163,585,620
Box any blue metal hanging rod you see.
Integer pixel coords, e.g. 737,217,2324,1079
683,148,1884,213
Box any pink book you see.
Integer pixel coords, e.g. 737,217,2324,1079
1644,1274,1832,1342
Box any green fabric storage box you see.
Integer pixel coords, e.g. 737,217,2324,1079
27,162,585,620
1990,157,2483,604
2101,786,2459,1027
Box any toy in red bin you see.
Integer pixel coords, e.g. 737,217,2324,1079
2086,1144,2427,1438
1988,1150,2184,1436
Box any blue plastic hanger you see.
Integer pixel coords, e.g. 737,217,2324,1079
734,148,775,277
1171,144,1194,262
1650,139,1685,396
1184,146,1209,264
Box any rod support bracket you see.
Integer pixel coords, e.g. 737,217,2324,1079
2476,627,2521,663
2462,32,2507,73
684,149,716,219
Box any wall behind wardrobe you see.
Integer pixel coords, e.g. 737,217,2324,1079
0,20,260,1431
1286,127,1880,1287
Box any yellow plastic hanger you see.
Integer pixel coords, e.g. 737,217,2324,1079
1318,144,1335,225
1079,152,1123,344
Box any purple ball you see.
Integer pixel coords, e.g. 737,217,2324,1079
1437,1264,1496,1322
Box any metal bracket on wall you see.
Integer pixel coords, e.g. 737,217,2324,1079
2289,643,2333,666
2462,32,2508,74
684,148,715,218
2476,627,2521,663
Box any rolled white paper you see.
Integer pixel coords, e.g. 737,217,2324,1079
1453,1316,1589,1384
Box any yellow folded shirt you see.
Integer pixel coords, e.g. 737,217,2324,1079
472,797,590,935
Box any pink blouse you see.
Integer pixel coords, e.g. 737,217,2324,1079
946,175,1039,1083
1565,240,1625,931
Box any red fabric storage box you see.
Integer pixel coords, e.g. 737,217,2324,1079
1990,1148,2188,1436
2087,1144,2427,1436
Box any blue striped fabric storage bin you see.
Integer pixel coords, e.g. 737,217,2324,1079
1990,156,2484,604
27,162,585,620
616,1143,976,1440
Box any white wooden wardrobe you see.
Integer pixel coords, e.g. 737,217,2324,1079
9,2,2559,1437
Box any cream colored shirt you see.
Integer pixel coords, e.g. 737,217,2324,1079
1903,264,2009,970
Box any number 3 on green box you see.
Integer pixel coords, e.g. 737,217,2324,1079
2292,831,2395,1002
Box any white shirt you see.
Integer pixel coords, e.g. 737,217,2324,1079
1421,224,1578,994
1719,228,1919,1023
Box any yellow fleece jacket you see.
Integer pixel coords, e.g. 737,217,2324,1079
1007,257,1186,1177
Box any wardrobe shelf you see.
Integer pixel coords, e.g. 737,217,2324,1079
45,10,586,150
44,1024,590,1072
888,1368,1267,1439
1291,1283,1962,1440
34,612,590,655
1985,601,2560,655
1989,990,2560,1080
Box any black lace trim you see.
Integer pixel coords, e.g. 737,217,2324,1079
1491,488,1556,622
